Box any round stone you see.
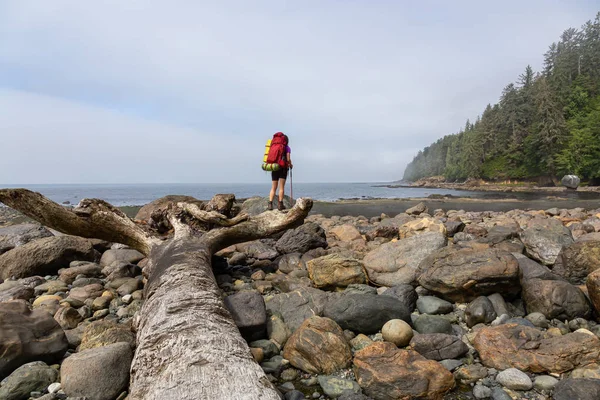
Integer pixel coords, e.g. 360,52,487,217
381,319,413,347
496,368,533,390
533,375,559,391
473,384,492,399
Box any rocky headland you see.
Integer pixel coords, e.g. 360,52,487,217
2,195,600,399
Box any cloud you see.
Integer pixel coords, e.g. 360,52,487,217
0,1,597,183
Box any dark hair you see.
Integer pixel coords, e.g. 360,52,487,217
283,134,289,145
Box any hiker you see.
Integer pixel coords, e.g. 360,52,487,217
268,134,293,211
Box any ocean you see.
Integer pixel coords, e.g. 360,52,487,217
0,183,483,206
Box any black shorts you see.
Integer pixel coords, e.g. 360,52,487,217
271,168,289,181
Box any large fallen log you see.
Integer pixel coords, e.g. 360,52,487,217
0,189,313,400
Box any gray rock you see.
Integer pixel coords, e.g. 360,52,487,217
495,368,532,390
224,291,267,341
0,300,68,378
99,248,144,267
284,390,305,400
379,284,417,311
553,241,600,285
409,333,468,361
0,223,53,255
236,240,278,261
61,342,132,400
516,255,560,281
525,312,549,328
323,293,411,334
553,378,600,400
265,287,330,332
317,375,361,398
520,217,574,265
363,232,446,286
278,253,304,274
444,221,465,237
249,339,279,359
0,235,98,280
406,202,428,215
487,293,510,317
0,282,34,302
59,263,102,284
521,278,591,320
241,196,293,216
416,296,453,315
491,387,512,400
344,284,377,296
0,361,58,400
533,375,558,391
276,223,327,254
413,314,453,334
267,312,291,348
473,384,492,399
561,175,580,189
439,359,463,371
338,390,370,400
465,296,497,328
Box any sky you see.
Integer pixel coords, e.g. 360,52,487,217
0,1,598,184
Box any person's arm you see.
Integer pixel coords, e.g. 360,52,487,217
287,152,293,169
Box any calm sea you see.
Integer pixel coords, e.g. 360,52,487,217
0,183,484,206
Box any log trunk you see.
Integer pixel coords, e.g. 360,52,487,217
0,189,313,400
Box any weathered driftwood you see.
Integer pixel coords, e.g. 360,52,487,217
0,189,313,400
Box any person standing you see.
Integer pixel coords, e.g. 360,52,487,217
268,134,293,211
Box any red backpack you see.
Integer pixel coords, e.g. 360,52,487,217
265,132,288,168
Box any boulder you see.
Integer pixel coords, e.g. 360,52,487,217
224,291,267,341
0,223,53,255
365,226,398,241
323,294,411,334
520,217,573,265
406,202,428,216
553,241,600,284
59,263,102,284
413,315,453,335
416,296,453,315
522,278,590,320
265,287,330,332
417,247,520,302
465,296,497,328
553,378,600,400
0,300,68,378
282,316,351,374
381,319,413,347
0,236,97,280
277,253,304,274
135,195,204,222
99,248,144,267
516,255,559,281
363,232,446,286
330,224,363,242
79,320,136,351
0,361,58,400
275,222,327,254
561,175,580,189
353,342,454,400
235,240,278,260
0,282,34,302
398,217,446,239
409,333,468,361
586,269,600,316
473,323,600,373
54,306,83,330
379,284,418,311
306,254,366,289
61,342,133,400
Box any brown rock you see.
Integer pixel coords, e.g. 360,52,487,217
68,283,104,302
399,217,446,239
330,224,364,242
353,342,454,400
135,195,203,222
79,320,135,351
454,364,488,385
306,254,366,289
59,263,103,284
54,306,83,330
586,269,600,315
417,247,520,302
553,241,600,284
282,316,351,374
473,323,600,373
522,278,591,320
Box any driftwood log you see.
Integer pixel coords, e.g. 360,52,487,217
0,189,313,400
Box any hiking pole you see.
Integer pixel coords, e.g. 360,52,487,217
290,167,294,204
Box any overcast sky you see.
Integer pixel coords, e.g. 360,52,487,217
1,1,597,184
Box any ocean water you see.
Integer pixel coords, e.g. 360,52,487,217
0,183,485,206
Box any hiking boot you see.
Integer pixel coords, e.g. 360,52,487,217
278,201,285,211
267,201,273,211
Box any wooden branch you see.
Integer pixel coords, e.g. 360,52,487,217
205,198,313,253
178,202,249,227
0,189,159,255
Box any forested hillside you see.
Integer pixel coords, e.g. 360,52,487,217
403,13,600,184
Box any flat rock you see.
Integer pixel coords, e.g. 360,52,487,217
0,235,97,280
473,323,600,373
330,224,363,242
417,296,453,315
520,217,574,265
0,283,34,302
317,375,361,398
413,314,453,335
61,342,132,400
59,263,102,284
363,232,446,286
417,247,520,302
354,342,454,399
282,316,351,374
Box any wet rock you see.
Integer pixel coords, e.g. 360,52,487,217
417,247,520,302
224,291,267,341
306,254,366,289
521,278,591,320
0,361,58,400
0,300,68,378
323,293,411,334
409,333,468,361
553,378,600,400
61,342,132,400
283,316,351,374
465,296,497,328
0,235,97,280
354,342,454,399
363,232,446,286
520,217,574,265
473,323,600,373
275,223,327,254
416,296,453,315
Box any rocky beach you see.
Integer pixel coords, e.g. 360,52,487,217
2,193,600,400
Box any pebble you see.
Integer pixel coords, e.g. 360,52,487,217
381,319,413,347
122,294,133,304
473,384,492,399
48,382,62,393
533,375,559,391
496,368,532,390
491,387,512,400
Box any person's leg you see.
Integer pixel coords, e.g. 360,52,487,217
268,180,278,210
278,178,286,210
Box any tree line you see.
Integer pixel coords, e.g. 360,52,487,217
403,13,600,185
